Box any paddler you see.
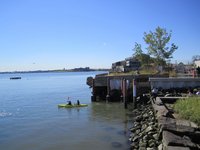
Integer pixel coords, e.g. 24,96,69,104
67,97,72,105
77,100,80,105
67,101,72,105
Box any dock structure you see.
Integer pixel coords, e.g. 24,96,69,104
87,73,200,103
88,73,161,102
149,77,200,89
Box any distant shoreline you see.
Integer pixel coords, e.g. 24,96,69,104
0,68,110,74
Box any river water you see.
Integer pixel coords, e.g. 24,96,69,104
0,72,131,150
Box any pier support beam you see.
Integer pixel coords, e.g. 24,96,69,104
106,77,110,102
120,79,123,102
91,79,96,101
133,79,136,109
122,79,127,109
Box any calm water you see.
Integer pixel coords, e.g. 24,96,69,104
0,72,131,150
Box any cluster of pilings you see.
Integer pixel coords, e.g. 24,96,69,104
104,78,137,109
87,74,152,108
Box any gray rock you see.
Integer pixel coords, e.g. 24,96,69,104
176,125,195,133
166,146,190,150
143,135,148,141
157,116,176,128
138,132,144,138
130,127,136,132
139,141,147,147
162,131,197,148
155,97,163,105
147,131,155,136
130,133,135,138
148,139,155,147
130,142,138,148
141,124,147,131
148,122,154,126
152,103,170,118
158,143,163,150
132,135,139,142
136,115,143,122
190,121,198,128
139,147,146,150
135,129,141,134
145,126,153,133
153,133,158,140
143,113,148,119
147,148,155,150
161,123,196,137
160,122,176,132
133,122,140,127
149,110,154,115
176,119,190,127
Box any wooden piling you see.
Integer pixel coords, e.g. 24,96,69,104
123,79,127,109
133,79,136,109
120,78,123,102
106,77,110,102
91,79,96,101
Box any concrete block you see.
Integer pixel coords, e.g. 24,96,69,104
162,131,197,149
165,146,190,150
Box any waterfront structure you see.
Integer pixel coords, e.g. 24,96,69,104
194,60,200,68
87,73,200,103
149,77,200,89
174,62,186,73
112,57,141,73
87,74,157,103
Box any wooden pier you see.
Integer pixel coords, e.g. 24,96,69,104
87,73,200,104
87,73,161,103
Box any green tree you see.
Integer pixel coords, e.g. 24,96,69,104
133,42,150,65
133,42,143,57
143,26,178,66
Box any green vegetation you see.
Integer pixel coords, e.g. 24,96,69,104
174,97,200,125
108,71,138,76
133,42,152,66
108,69,159,76
144,26,178,66
110,27,179,76
133,26,178,68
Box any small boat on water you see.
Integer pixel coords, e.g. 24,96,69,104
10,77,21,80
58,104,88,108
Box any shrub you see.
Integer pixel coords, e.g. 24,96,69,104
174,97,200,125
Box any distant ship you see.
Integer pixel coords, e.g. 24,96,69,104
10,77,21,80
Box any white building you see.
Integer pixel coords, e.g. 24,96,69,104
194,60,200,68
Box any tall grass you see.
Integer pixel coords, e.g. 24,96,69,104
174,97,200,125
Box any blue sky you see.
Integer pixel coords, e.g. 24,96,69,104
0,0,200,71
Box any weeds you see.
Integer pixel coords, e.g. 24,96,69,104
174,97,200,125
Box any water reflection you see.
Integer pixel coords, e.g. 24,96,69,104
90,102,127,121
89,102,131,149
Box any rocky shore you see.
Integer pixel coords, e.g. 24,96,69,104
128,99,161,150
128,95,200,150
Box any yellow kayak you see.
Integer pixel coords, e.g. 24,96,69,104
58,104,88,108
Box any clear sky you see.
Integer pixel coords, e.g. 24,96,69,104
0,0,200,71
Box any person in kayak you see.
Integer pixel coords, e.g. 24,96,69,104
77,100,80,105
67,101,72,105
67,97,72,105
